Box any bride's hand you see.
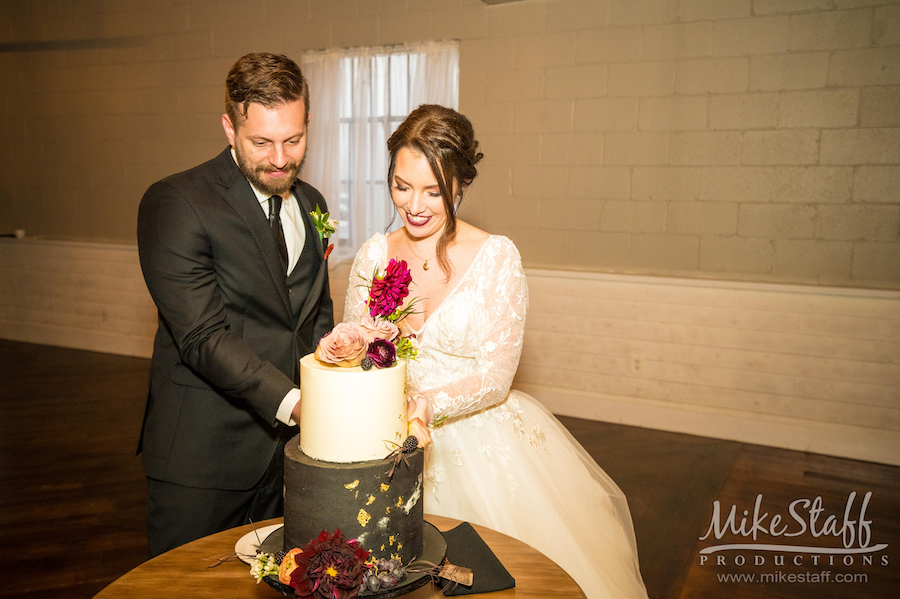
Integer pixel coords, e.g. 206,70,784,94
397,318,415,339
408,417,432,448
407,397,434,448
407,396,434,425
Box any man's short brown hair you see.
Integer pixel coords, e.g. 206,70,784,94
225,53,309,128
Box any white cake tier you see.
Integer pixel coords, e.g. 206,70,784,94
299,353,408,463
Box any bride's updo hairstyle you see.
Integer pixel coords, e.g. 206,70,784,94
387,104,484,276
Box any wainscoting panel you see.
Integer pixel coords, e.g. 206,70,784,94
0,239,157,357
2,239,898,465
0,239,355,358
515,269,900,466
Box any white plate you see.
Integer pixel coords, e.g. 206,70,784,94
234,523,284,564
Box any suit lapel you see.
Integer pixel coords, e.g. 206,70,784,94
292,182,328,332
215,149,292,317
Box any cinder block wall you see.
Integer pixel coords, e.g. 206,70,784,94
1,0,899,464
0,0,898,289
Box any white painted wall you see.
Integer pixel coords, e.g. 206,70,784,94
2,238,897,465
2,0,899,288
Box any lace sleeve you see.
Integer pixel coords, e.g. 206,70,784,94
418,238,528,423
343,234,386,324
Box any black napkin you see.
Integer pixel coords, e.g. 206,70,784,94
439,522,515,595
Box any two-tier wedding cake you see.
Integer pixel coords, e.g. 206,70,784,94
283,354,424,565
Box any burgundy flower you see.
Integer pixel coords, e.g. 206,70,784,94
367,259,412,318
367,338,396,369
289,529,371,599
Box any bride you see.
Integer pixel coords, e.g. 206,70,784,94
343,104,648,599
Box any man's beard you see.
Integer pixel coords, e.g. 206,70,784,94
235,149,304,196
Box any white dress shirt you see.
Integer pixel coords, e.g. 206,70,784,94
232,150,305,425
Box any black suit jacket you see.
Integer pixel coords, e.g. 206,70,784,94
137,147,334,490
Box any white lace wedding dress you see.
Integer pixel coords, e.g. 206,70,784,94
344,233,648,599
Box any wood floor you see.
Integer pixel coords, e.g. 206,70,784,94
1,339,897,599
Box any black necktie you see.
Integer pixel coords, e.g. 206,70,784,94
268,195,289,270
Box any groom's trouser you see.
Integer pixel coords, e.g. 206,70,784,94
146,441,284,558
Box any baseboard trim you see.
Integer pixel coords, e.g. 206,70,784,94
0,319,154,358
518,383,900,467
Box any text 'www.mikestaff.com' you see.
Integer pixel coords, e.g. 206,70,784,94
716,571,868,584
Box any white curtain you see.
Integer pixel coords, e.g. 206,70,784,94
301,41,459,259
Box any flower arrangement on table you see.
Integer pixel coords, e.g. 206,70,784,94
251,529,411,598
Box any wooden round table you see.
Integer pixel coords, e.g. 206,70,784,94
94,515,586,598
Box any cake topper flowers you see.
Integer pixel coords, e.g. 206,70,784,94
367,259,411,318
315,259,418,369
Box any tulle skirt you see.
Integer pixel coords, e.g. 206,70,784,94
422,390,649,599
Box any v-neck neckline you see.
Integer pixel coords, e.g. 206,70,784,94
382,234,494,337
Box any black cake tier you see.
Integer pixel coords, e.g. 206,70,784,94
283,435,425,564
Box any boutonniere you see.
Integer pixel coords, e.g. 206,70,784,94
310,205,337,260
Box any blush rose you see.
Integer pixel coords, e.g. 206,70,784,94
359,313,399,344
315,323,368,367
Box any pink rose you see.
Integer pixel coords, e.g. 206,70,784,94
315,323,368,367
360,313,399,344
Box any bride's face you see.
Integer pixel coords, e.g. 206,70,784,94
391,147,450,241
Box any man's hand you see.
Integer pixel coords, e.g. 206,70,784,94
291,399,302,426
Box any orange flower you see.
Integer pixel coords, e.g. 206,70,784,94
278,547,303,585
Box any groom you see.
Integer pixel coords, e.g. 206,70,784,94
137,53,334,557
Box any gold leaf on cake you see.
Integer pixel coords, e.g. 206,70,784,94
357,508,371,527
395,496,404,507
366,495,376,505
380,483,389,492
345,480,360,490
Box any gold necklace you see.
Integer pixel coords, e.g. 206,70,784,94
405,237,436,271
